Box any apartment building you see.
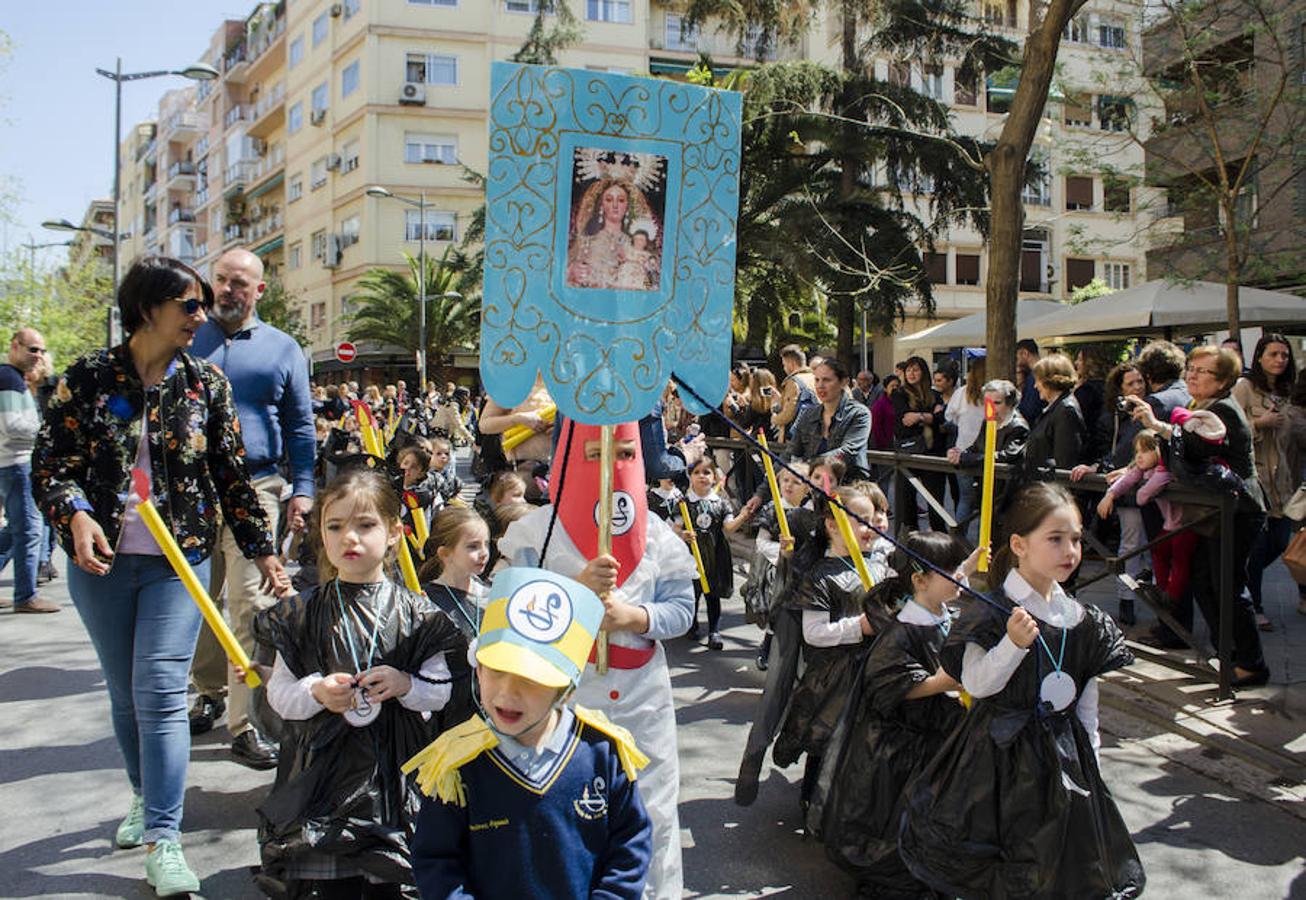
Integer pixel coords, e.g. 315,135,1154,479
1142,1,1306,297
68,200,115,271
108,0,1154,375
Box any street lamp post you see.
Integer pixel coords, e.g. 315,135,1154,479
92,58,218,291
366,186,438,392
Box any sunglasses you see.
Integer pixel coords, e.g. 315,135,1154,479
171,295,213,315
26,346,46,354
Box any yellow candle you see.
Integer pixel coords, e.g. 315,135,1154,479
831,500,874,591
977,396,998,573
131,470,261,688
679,500,713,594
502,404,557,452
404,491,430,548
757,429,791,541
396,535,422,592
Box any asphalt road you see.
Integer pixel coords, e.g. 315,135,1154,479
3,561,1306,899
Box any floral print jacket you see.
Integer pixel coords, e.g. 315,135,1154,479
33,345,275,566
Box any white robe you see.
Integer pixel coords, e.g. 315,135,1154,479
500,506,696,900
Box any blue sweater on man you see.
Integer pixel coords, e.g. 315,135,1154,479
192,317,315,497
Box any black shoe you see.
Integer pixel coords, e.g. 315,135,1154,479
231,729,279,770
37,561,56,584
756,633,772,671
1135,627,1187,651
1231,666,1271,689
189,693,225,736
708,632,724,651
1118,598,1136,627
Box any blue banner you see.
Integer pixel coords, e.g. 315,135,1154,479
480,62,742,425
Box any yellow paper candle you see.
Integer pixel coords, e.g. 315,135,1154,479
396,535,422,592
757,429,791,541
824,473,873,591
678,500,713,594
130,469,261,688
502,404,557,452
977,396,998,573
404,491,430,548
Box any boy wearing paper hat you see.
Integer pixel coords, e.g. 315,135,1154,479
405,567,653,899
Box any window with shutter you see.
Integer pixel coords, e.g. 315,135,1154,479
1065,176,1094,211
1063,93,1092,127
925,253,948,284
1065,258,1095,290
955,254,980,285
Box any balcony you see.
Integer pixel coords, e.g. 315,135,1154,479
651,18,781,61
248,210,284,242
248,82,286,138
194,136,209,159
143,179,159,202
225,103,252,129
223,223,245,244
196,186,211,208
164,111,201,138
195,241,209,259
246,13,287,80
224,160,257,195
223,43,249,81
166,160,197,188
137,137,158,164
168,207,197,225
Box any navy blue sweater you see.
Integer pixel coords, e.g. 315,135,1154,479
411,717,652,899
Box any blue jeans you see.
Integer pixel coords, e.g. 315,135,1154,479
955,477,979,544
0,461,43,604
1247,515,1293,613
68,554,207,844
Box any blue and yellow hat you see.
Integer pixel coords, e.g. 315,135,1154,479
475,567,604,689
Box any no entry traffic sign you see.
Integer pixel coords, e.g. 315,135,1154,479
335,341,357,363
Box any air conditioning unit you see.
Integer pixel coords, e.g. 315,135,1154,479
325,153,342,171
310,109,327,126
399,82,427,106
329,3,343,17
323,234,342,268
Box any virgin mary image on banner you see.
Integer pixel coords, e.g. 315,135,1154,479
564,148,668,292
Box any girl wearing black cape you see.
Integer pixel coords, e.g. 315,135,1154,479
817,532,980,898
899,482,1145,899
255,470,467,899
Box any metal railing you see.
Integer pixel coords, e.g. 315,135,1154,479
704,437,1241,700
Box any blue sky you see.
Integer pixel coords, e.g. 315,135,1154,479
0,3,239,267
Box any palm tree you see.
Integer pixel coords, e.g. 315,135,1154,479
347,247,479,384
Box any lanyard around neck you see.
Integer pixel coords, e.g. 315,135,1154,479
334,578,386,674
440,582,480,634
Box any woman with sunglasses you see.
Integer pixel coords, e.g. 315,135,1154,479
33,256,288,897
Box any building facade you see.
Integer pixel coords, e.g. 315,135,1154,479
108,0,1157,377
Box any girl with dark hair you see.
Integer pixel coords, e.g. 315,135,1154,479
1232,333,1297,629
891,356,948,530
816,531,981,897
33,255,286,896
900,482,1145,899
679,455,736,649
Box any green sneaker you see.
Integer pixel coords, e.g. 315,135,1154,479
115,794,144,849
144,839,200,897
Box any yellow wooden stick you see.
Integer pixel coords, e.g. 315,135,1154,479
977,396,998,573
131,469,261,687
756,429,791,541
824,474,872,591
595,425,614,675
679,500,713,593
405,491,430,548
396,535,422,592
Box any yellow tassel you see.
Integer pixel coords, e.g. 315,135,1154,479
403,715,499,805
574,705,650,782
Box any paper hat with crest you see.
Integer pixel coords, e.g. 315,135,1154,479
475,567,605,689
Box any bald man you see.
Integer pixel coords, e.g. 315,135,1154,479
0,328,60,612
189,249,315,769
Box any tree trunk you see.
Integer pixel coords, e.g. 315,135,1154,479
1225,222,1242,340
836,0,858,372
984,0,1086,381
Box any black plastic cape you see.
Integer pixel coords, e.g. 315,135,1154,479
773,556,877,768
739,503,818,628
811,614,963,899
254,580,467,893
419,579,480,732
734,508,822,805
898,590,1146,899
684,492,735,598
